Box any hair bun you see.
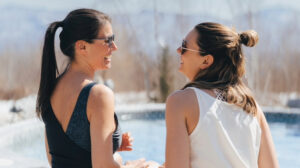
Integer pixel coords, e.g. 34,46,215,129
239,30,259,47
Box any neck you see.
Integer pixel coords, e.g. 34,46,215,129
69,61,95,80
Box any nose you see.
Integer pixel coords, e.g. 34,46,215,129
110,41,118,51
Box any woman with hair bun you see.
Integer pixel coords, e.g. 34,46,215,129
164,22,279,168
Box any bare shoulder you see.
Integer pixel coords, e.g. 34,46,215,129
87,84,114,119
255,104,265,126
89,84,114,102
167,88,196,105
166,88,197,114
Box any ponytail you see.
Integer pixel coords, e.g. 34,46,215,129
36,9,112,117
36,21,61,117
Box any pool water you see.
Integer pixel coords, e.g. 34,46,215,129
11,118,300,168
118,119,166,164
121,119,300,168
267,122,300,168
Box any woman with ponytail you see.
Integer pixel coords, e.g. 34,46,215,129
164,22,279,168
37,9,149,168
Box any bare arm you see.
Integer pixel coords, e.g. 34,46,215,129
88,85,145,168
165,91,190,168
257,109,279,168
44,130,52,166
89,85,121,168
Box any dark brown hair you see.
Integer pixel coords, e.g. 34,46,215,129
183,22,259,115
36,9,111,117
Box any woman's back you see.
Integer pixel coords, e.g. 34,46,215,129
43,77,94,167
188,87,261,168
50,73,94,132
50,75,92,133
43,75,121,167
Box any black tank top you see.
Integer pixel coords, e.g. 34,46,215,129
42,82,122,168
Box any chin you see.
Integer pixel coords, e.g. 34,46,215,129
178,69,184,75
178,65,184,73
97,65,111,70
178,65,182,71
104,64,112,69
179,69,189,79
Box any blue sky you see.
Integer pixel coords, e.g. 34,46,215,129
1,0,300,20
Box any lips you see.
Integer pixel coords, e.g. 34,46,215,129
104,56,111,62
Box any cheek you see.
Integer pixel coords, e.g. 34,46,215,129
91,48,105,60
186,56,202,72
182,55,195,66
89,51,105,66
181,54,189,63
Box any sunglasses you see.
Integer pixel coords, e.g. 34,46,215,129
93,34,115,48
181,40,208,55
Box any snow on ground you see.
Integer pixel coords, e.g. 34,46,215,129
0,118,48,168
0,95,37,127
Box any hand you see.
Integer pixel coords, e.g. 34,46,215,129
124,158,146,168
145,161,161,168
113,153,123,165
124,159,161,168
118,132,133,151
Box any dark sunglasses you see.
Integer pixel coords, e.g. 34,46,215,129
93,34,115,48
181,40,208,56
180,40,200,55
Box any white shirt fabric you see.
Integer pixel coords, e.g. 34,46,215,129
188,87,261,168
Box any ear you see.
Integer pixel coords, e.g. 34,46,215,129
202,54,214,69
75,40,87,56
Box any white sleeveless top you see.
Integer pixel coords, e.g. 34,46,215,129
188,87,261,168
